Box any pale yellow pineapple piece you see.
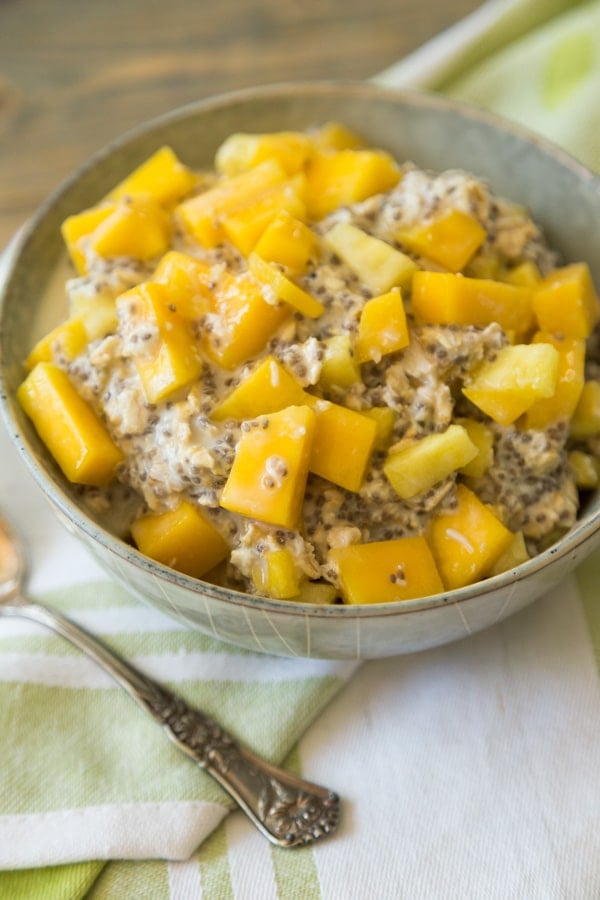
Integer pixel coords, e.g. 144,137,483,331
489,531,530,576
569,381,600,438
323,222,417,295
319,334,361,390
455,418,494,479
383,425,478,500
215,131,313,176
568,450,600,489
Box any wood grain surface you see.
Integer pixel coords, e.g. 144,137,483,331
0,0,481,248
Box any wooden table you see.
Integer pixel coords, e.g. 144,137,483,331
0,0,480,249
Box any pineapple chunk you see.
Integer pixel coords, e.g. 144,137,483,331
251,548,300,599
248,252,324,318
220,405,316,529
90,196,172,263
383,425,478,500
323,222,417,295
569,380,600,438
532,262,600,338
254,211,320,275
290,581,338,605
359,407,396,452
312,122,364,151
17,362,124,486
411,271,535,341
319,334,361,389
355,287,410,364
221,175,307,256
108,146,197,207
211,356,307,421
131,500,228,579
455,418,494,479
331,535,444,605
428,484,514,590
462,343,560,426
215,131,313,176
61,204,117,275
489,531,530,576
568,450,600,489
308,399,377,492
25,318,88,370
152,251,215,319
396,209,486,272
305,148,400,220
68,289,118,342
523,332,585,429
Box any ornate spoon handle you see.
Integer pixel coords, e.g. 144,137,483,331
3,598,340,847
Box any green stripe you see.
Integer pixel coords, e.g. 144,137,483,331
0,861,104,900
87,859,170,899
197,820,234,899
575,550,600,670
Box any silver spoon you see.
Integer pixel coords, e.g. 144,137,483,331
0,511,340,848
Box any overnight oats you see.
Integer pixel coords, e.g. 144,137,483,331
17,124,600,605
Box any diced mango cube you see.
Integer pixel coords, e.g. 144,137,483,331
123,282,203,404
489,531,530,576
251,548,300,599
131,500,228,579
61,204,117,275
211,356,307,421
221,175,307,256
152,250,215,319
383,425,478,500
523,332,585,429
397,209,486,272
428,484,514,590
215,131,313,176
411,271,535,341
90,197,172,263
319,334,361,390
532,263,600,339
254,211,320,275
330,535,444,604
17,362,124,486
308,399,377,492
248,252,324,318
569,380,600,438
220,405,316,529
25,318,88,370
108,146,197,207
312,122,364,151
323,222,417,295
305,149,400,220
359,407,396,451
355,287,410,364
455,418,494,479
462,343,560,426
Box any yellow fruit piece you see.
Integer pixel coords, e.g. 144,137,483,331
17,362,124,486
411,271,535,341
176,158,287,247
319,334,361,390
68,290,118,341
355,287,410,364
25,318,88,370
502,261,541,288
307,399,377,492
108,146,197,207
331,535,444,605
90,197,172,263
203,270,291,370
123,282,203,404
568,450,599,489
251,548,300,599
532,263,600,339
61,204,116,275
131,500,229,580
248,252,324,318
221,175,307,256
465,250,502,281
312,122,364,151
152,250,214,319
359,407,396,452
462,343,560,426
384,425,478,500
253,211,320,275
569,380,600,438
211,356,307,421
215,131,313,176
289,581,338,604
523,332,585,429
220,405,316,529
428,484,514,590
305,149,400,220
455,418,494,479
323,222,417,295
397,209,486,272
490,531,530,576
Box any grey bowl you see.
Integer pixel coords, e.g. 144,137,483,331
2,81,600,659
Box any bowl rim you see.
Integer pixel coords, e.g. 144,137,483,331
2,78,600,621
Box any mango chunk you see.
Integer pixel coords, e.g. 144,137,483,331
221,175,307,256
17,362,123,486
211,356,307,421
411,271,535,341
308,399,377,492
90,197,172,263
305,149,400,220
248,252,324,318
254,211,320,275
122,282,203,404
176,159,286,247
323,222,417,295
455,418,494,479
502,261,541,288
428,484,514,590
152,250,215,320
319,334,361,390
61,204,117,275
384,425,478,500
355,287,410,364
569,380,600,438
312,122,364,152
220,405,316,529
532,263,600,338
251,548,300,599
108,146,197,207
215,131,313,176
131,500,229,579
396,209,486,272
25,318,88,370
462,343,560,426
523,332,585,429
331,535,444,604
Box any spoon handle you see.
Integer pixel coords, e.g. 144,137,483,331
4,598,339,847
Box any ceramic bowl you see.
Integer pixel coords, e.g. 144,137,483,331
2,81,600,659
